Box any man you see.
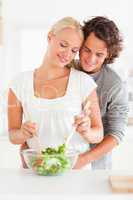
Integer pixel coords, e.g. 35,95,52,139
74,16,129,169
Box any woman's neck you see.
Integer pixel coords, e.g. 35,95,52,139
36,57,70,82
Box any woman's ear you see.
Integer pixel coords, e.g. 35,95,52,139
47,31,54,42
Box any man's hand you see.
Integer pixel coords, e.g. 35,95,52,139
73,152,90,169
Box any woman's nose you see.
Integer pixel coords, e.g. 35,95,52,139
62,49,72,59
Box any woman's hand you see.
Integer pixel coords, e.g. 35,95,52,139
74,112,91,140
20,121,37,140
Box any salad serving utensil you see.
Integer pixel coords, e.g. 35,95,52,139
65,100,91,147
27,112,42,153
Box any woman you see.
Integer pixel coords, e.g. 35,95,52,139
8,17,103,169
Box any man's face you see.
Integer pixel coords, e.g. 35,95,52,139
79,32,108,74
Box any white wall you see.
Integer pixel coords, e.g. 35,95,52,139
2,0,133,87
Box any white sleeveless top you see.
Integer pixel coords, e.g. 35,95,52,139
10,68,97,154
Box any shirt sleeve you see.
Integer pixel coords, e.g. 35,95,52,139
105,81,129,144
9,72,26,102
80,72,97,102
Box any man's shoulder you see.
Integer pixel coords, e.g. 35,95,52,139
101,65,123,87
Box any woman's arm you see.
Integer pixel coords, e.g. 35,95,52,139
8,89,36,144
74,89,103,143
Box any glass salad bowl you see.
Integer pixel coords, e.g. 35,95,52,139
22,144,79,176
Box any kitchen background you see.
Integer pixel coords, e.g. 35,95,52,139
0,0,133,169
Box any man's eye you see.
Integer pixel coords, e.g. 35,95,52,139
96,53,103,58
83,47,90,53
60,43,67,48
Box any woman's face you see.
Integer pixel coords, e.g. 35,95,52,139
47,28,83,67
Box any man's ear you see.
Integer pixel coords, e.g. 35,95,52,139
107,50,110,58
106,52,111,61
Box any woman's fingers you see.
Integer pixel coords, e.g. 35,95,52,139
74,114,90,126
22,129,33,138
74,114,90,130
74,113,91,137
25,121,37,129
21,121,37,139
23,126,36,135
76,122,90,132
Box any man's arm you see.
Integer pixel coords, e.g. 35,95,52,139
90,80,129,168
88,135,117,160
73,135,117,169
74,80,129,169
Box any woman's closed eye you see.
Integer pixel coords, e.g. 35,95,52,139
60,41,79,54
72,48,79,54
60,42,68,48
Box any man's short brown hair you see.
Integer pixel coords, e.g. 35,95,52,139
82,16,123,64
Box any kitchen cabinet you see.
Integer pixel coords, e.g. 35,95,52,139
0,168,133,200
0,136,20,168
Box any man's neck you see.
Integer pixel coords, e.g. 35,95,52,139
89,70,101,81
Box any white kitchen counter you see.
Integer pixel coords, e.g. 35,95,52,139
0,168,133,200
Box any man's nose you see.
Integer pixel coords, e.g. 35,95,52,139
88,53,96,64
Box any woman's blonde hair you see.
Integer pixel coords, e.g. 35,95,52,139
50,17,84,41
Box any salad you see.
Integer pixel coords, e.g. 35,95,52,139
29,144,71,176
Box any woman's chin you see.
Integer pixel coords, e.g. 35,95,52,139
58,62,68,68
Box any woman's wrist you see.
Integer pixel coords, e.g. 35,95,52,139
81,128,103,143
9,129,27,144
